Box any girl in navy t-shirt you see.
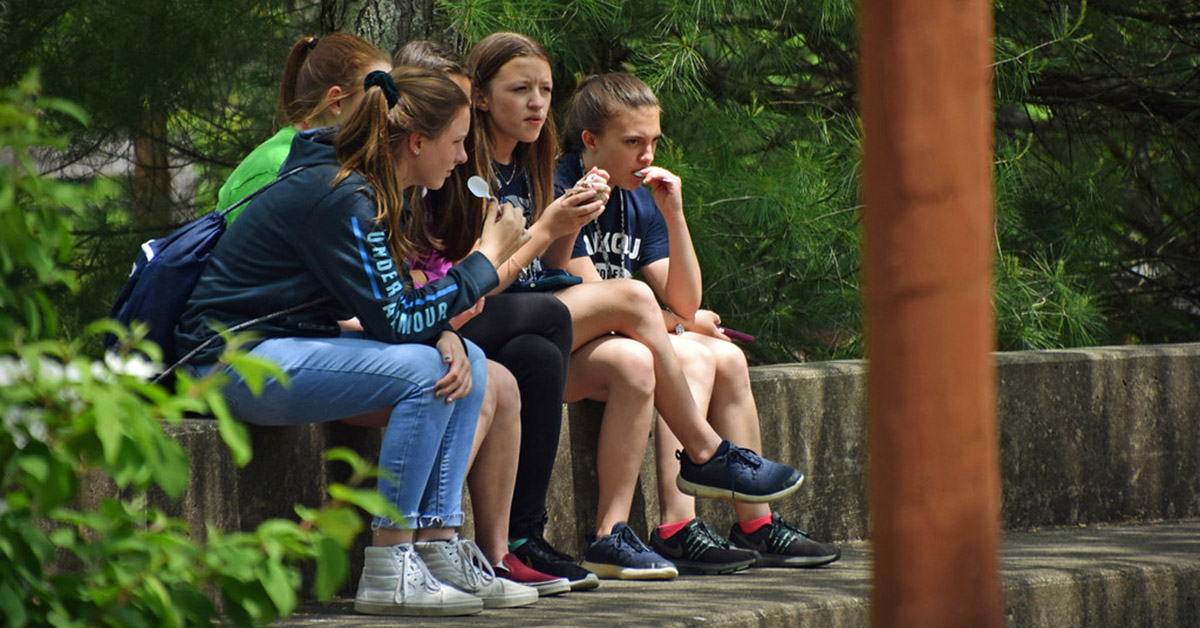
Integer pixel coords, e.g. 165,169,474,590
557,72,840,573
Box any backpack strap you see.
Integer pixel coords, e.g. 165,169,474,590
153,164,313,384
154,295,332,384
216,165,308,219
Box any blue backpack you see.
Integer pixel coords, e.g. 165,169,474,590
107,166,309,380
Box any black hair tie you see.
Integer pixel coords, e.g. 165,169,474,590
364,70,399,109
307,37,319,50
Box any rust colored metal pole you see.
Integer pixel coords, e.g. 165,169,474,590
859,0,1003,627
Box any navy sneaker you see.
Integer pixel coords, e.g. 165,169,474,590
649,519,757,574
510,535,600,591
728,513,841,567
581,522,679,580
676,440,804,503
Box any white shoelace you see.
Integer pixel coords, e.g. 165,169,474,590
398,546,440,597
450,537,497,589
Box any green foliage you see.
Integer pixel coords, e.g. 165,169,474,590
9,0,1199,364
443,0,1198,359
0,71,91,339
0,72,392,628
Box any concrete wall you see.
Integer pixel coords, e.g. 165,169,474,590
84,343,1200,562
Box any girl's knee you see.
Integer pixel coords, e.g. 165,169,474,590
674,337,716,375
611,278,660,313
711,339,750,375
611,340,655,394
488,362,521,421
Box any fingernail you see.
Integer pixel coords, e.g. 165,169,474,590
435,392,442,398
443,355,452,362
446,396,454,403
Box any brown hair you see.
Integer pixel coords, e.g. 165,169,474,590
393,40,479,261
278,33,390,128
562,72,659,154
393,40,467,76
466,31,557,224
334,67,470,263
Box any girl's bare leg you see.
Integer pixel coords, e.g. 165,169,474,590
564,335,656,537
467,361,522,564
556,280,721,462
655,334,772,525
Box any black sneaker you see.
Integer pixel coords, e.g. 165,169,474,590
649,519,758,574
728,513,841,567
581,522,678,580
676,440,804,503
510,535,600,591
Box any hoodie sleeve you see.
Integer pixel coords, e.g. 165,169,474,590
293,184,498,344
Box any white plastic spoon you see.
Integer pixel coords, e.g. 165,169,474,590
467,175,492,200
467,175,503,217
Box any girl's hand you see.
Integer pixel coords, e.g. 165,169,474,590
541,167,610,238
687,309,731,341
434,330,472,403
638,166,683,216
449,297,484,330
478,198,529,267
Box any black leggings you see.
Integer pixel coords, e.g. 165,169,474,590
457,292,572,539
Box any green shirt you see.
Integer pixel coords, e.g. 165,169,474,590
216,126,298,221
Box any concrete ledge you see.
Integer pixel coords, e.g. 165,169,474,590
83,343,1200,557
272,520,1200,628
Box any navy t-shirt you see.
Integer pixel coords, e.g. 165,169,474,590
493,160,545,283
555,154,670,279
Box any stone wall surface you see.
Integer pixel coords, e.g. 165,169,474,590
81,343,1200,559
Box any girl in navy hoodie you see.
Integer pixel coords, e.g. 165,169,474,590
176,68,532,616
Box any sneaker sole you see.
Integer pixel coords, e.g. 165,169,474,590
753,550,841,568
580,560,679,580
530,579,572,596
479,589,539,609
671,558,756,575
675,472,804,503
569,573,601,591
354,598,484,617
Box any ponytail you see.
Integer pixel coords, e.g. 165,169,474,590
277,33,390,129
276,36,318,128
335,68,470,265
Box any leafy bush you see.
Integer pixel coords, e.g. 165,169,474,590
0,71,385,628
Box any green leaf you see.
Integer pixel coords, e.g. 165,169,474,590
323,447,372,478
258,560,297,617
312,505,364,549
312,535,348,601
206,390,251,466
328,484,401,522
93,395,125,466
0,580,28,628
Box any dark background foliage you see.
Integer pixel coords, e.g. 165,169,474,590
3,0,1196,362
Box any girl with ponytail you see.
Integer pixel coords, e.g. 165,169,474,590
176,68,533,617
216,33,390,218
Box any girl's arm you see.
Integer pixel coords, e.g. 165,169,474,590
299,190,521,344
637,167,702,318
490,170,610,292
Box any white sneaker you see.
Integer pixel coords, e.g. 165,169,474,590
353,543,483,616
415,535,539,608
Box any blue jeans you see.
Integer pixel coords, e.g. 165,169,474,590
205,334,485,530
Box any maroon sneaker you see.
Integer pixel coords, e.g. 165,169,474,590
495,553,571,596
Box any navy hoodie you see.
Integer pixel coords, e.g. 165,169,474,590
175,128,499,365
